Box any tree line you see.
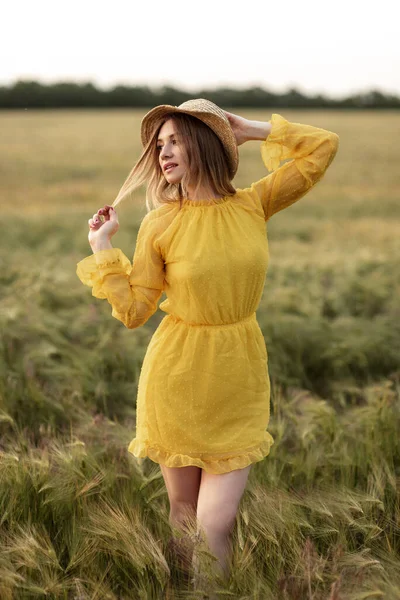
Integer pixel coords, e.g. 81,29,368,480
1,80,399,109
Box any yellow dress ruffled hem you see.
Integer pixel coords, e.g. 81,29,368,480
127,433,275,474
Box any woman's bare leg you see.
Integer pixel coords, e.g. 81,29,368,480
195,465,252,584
160,464,202,574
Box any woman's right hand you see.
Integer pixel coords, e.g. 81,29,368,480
88,204,119,246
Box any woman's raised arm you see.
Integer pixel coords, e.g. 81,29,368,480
231,112,339,221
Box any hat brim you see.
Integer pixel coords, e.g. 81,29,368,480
140,103,238,178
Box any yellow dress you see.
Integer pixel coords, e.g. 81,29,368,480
76,113,339,474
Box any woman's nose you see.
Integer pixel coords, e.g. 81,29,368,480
160,144,172,159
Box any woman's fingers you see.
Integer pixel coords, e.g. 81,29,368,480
98,205,113,219
88,206,116,230
88,217,101,229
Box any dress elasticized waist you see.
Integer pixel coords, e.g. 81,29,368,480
165,312,257,328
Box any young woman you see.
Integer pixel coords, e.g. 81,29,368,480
76,99,339,587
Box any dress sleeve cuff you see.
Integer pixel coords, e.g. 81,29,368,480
260,113,290,172
76,248,131,288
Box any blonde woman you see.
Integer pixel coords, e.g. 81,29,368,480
76,99,339,588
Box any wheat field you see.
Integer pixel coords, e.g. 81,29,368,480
0,109,399,599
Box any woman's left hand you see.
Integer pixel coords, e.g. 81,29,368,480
224,111,250,146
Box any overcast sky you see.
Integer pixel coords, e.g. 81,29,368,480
2,0,399,99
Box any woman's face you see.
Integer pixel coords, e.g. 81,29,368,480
157,118,188,184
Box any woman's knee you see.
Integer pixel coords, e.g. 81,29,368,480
170,501,198,531
197,502,237,538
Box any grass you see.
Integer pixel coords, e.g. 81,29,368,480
0,108,399,598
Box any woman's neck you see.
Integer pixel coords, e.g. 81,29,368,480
185,184,223,201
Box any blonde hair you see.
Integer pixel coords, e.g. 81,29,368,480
112,113,237,213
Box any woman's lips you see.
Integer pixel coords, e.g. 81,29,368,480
165,164,177,172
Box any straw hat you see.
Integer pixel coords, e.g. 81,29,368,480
140,98,239,178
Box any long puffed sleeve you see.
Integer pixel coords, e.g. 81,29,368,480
244,113,339,221
76,211,165,329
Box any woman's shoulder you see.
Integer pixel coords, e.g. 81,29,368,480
232,187,266,221
146,201,180,220
139,201,181,238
